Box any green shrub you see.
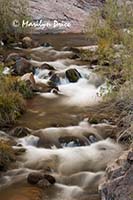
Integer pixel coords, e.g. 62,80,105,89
16,80,34,99
0,75,25,127
84,0,133,84
0,0,31,43
0,140,16,171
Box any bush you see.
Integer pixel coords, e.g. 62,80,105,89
84,0,133,85
15,80,34,99
0,140,16,171
0,75,25,127
0,0,30,43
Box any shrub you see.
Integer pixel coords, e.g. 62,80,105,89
0,75,25,127
15,80,34,99
84,0,133,84
0,0,31,43
0,140,16,171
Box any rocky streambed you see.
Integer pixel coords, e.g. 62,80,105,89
0,34,132,200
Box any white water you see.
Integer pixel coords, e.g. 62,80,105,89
0,44,115,200
31,47,107,107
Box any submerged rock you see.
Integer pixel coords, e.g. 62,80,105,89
99,149,133,200
65,68,81,82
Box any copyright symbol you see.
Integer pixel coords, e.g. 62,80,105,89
12,19,20,28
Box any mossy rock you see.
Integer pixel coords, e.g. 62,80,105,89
66,68,81,83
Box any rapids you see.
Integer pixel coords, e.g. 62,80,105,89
0,34,120,200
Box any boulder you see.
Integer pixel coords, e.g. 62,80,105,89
22,37,33,49
99,149,133,200
21,73,58,93
65,68,81,82
11,58,35,76
5,53,24,64
21,73,36,90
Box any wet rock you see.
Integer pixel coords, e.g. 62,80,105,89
99,149,133,200
40,63,55,70
43,174,56,184
65,68,81,82
50,73,60,85
9,127,31,138
27,172,56,186
27,172,43,184
22,37,33,49
11,57,35,76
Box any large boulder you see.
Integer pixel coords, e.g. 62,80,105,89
22,37,33,49
65,68,81,82
99,149,133,200
11,58,35,76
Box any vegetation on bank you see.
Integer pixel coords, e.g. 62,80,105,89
0,68,34,127
82,0,133,142
0,0,30,43
83,0,133,94
0,140,16,171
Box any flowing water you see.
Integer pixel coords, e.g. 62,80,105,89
0,34,118,200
